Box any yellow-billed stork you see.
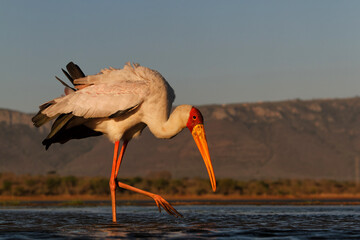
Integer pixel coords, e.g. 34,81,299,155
32,62,216,222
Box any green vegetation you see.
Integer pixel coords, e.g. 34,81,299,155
0,173,359,197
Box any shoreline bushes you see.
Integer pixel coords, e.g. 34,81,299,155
0,173,359,197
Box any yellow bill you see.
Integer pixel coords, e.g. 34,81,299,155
191,124,216,192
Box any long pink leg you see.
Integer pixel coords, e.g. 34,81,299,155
115,141,128,177
110,141,182,219
109,141,120,222
109,141,128,222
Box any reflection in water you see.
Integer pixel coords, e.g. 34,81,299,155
0,205,360,239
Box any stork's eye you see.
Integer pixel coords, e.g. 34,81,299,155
193,115,197,120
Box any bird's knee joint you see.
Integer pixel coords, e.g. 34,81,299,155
109,179,116,191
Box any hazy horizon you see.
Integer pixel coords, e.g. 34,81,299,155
2,0,360,113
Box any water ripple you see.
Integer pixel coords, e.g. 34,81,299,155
0,205,359,239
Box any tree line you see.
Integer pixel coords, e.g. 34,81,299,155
0,173,359,197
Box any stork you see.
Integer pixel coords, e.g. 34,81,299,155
32,62,216,222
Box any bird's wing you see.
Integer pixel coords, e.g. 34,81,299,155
73,63,140,85
41,81,149,118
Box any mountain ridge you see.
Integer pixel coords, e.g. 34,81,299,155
1,97,360,181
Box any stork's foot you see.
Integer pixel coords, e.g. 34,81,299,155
150,194,183,218
115,180,183,218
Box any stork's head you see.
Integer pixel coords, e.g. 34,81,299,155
186,107,216,192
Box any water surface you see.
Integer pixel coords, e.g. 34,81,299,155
0,205,360,239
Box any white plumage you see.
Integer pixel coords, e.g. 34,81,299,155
32,62,216,222
44,65,165,117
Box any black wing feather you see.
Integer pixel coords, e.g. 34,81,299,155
33,62,103,150
66,62,85,81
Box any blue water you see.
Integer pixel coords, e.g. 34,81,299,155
0,205,360,239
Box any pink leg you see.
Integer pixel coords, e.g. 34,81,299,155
116,181,183,217
110,141,182,219
115,141,128,177
109,141,128,222
109,141,120,222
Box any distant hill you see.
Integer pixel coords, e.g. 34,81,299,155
1,97,360,180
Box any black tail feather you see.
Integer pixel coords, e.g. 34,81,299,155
32,112,54,128
42,122,103,150
61,68,74,85
39,101,54,111
32,101,56,127
46,114,73,139
55,76,76,91
34,62,97,150
66,62,85,80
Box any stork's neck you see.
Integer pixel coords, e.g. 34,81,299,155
147,105,192,139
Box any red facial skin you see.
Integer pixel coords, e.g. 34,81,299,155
186,107,204,132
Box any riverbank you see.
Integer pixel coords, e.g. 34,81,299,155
1,194,360,206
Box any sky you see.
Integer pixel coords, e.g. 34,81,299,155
1,0,360,113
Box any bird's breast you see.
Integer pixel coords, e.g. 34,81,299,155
85,115,145,143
